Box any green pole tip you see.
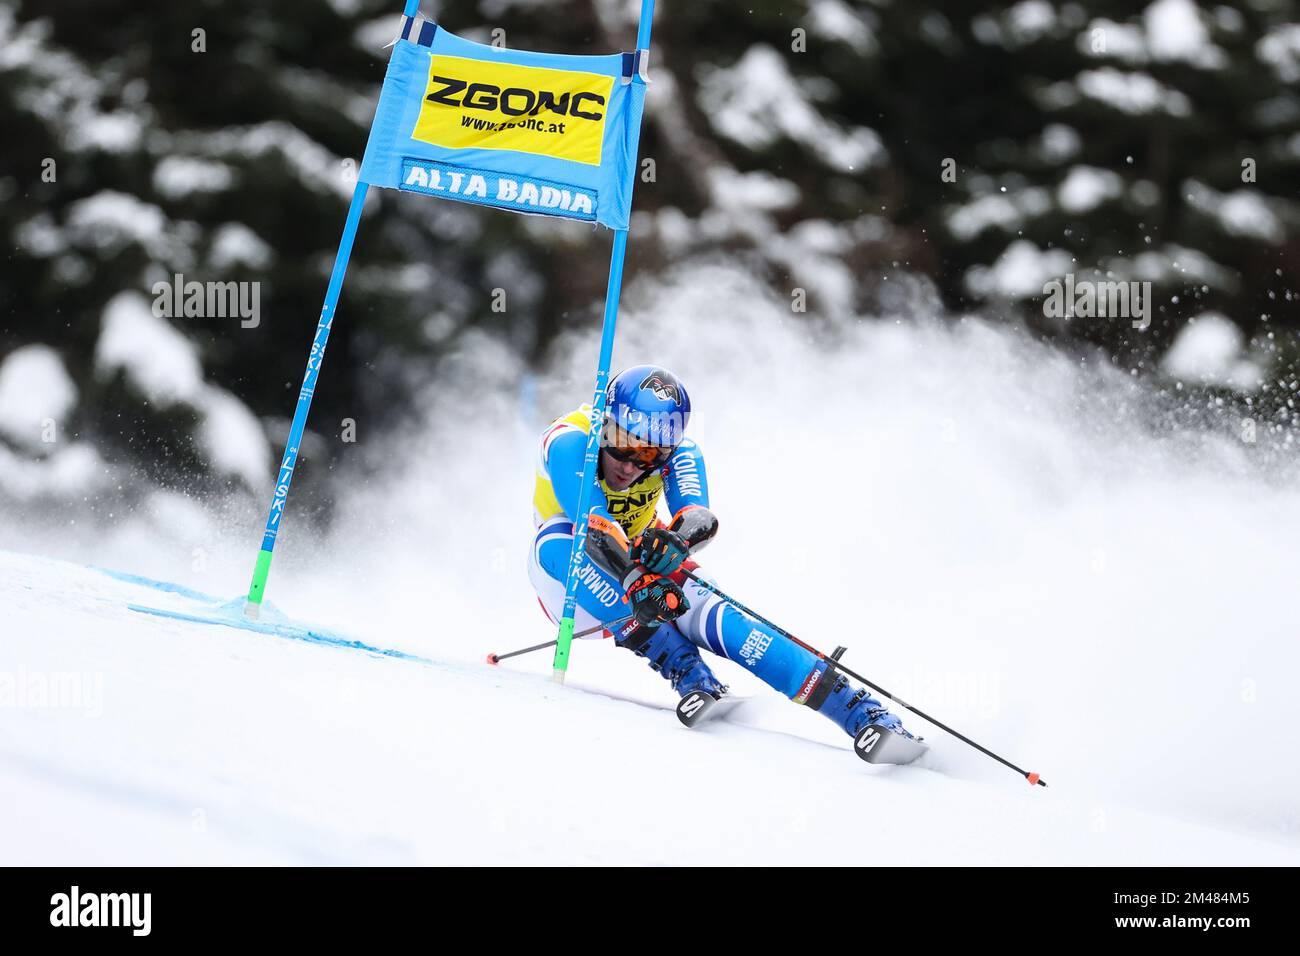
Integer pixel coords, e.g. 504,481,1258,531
245,549,274,615
551,616,576,674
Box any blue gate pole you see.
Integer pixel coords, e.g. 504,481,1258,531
244,0,421,617
551,0,657,681
244,182,369,618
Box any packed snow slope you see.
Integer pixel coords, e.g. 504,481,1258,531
4,265,1299,864
3,551,1296,866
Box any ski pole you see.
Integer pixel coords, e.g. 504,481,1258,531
681,570,1047,788
488,617,631,665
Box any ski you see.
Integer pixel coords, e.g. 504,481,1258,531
675,690,745,728
854,724,929,766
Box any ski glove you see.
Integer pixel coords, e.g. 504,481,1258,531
632,527,691,575
624,573,690,626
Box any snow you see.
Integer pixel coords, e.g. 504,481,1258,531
14,213,65,258
0,442,106,500
1185,181,1286,244
64,191,197,269
767,220,857,316
946,188,1052,241
153,156,236,199
95,292,204,406
352,15,402,52
0,345,77,448
1213,6,1245,33
5,265,1300,864
196,388,269,489
585,0,640,38
697,46,885,171
919,13,958,50
1213,193,1286,245
643,207,696,255
3,548,1297,865
322,0,365,14
1256,24,1300,83
707,168,800,213
972,2,1060,49
1037,123,1081,163
91,293,269,484
1077,3,1225,68
69,112,144,153
1075,68,1192,116
66,192,168,256
1129,178,1161,207
163,122,353,199
1144,0,1225,68
808,0,879,55
1006,0,1056,43
971,14,1004,47
0,12,154,156
1128,243,1238,291
1078,19,1148,64
1088,241,1238,293
1161,312,1260,389
964,239,1073,299
209,222,274,270
1057,165,1124,213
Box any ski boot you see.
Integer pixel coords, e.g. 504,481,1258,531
804,661,909,736
617,622,728,726
804,662,927,764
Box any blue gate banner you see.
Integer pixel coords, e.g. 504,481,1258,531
359,17,647,230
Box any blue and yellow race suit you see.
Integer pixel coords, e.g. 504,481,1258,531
529,404,869,716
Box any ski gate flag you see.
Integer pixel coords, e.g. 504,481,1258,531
244,0,657,689
358,15,647,230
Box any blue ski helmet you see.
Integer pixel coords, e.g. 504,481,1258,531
602,365,691,459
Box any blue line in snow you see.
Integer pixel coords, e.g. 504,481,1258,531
92,563,431,665
128,601,435,665
93,567,219,605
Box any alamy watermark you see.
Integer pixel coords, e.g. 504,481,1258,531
1042,274,1152,330
0,668,103,718
152,272,260,328
886,667,1003,719
50,886,151,936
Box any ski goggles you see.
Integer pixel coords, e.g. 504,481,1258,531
600,419,676,469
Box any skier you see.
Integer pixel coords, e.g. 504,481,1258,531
529,364,916,749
